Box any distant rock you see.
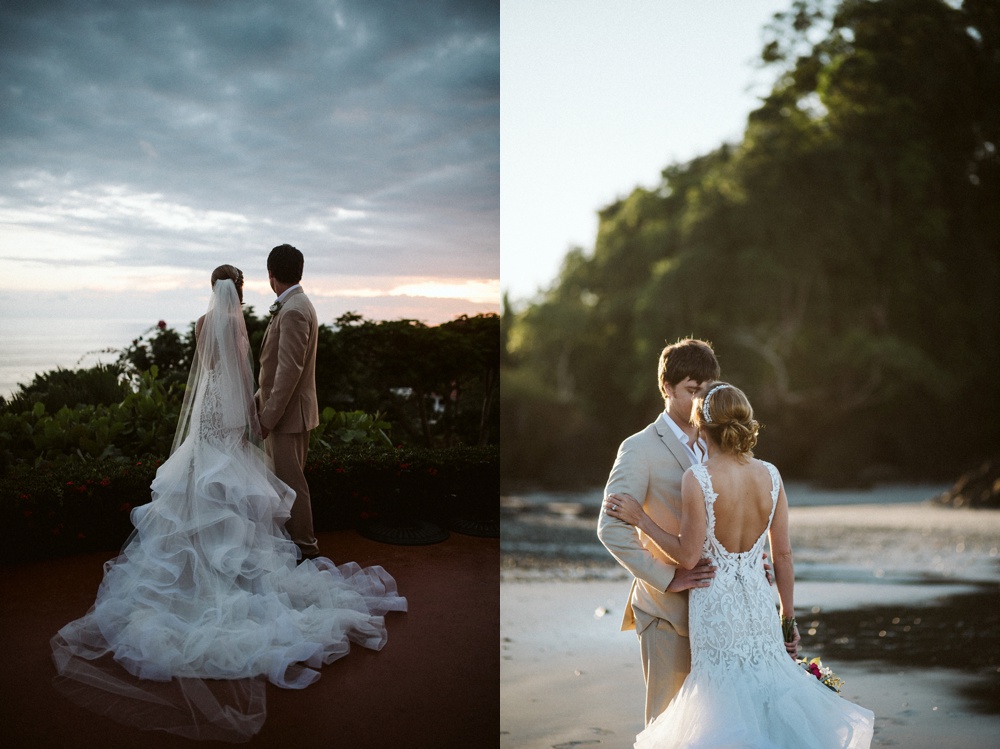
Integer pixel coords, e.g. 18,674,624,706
935,457,1000,509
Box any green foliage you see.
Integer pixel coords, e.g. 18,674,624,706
1,362,129,413
118,322,196,387
0,304,498,559
321,312,500,447
0,456,162,562
0,445,498,562
310,407,393,450
0,368,181,473
500,366,608,489
504,0,1000,488
307,444,499,530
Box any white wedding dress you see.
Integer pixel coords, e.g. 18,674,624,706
50,280,406,742
635,462,873,749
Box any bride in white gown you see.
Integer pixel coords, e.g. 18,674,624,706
604,383,873,749
50,268,406,742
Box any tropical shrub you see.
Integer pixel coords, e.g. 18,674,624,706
1,362,129,413
0,445,497,562
309,408,393,450
0,367,181,473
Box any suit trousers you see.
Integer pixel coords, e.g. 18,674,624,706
635,607,692,725
266,430,319,557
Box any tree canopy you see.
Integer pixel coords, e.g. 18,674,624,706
51,309,500,450
503,0,999,488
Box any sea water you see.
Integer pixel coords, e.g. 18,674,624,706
0,316,158,398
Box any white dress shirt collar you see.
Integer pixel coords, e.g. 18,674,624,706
275,284,301,305
658,410,707,465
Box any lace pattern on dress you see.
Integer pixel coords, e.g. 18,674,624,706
194,369,242,447
688,461,784,677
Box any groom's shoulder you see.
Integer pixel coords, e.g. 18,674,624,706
285,289,317,315
618,421,660,450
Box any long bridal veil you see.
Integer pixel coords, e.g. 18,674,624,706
50,279,406,742
171,277,261,457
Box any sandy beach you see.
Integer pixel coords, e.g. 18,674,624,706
501,492,1000,749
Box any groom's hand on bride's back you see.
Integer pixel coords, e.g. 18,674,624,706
666,558,716,592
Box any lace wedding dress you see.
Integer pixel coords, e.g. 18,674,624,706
635,462,873,749
50,279,406,742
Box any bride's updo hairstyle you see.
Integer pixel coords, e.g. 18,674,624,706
211,264,244,303
693,382,760,461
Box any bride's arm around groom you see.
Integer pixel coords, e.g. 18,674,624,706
599,431,703,595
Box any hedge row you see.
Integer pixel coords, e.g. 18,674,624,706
0,444,498,563
0,365,395,477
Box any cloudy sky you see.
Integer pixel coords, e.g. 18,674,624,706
0,0,499,326
502,0,791,302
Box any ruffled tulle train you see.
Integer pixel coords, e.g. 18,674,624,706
635,655,874,749
51,432,406,742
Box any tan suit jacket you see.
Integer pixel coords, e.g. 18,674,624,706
597,416,693,635
256,288,320,434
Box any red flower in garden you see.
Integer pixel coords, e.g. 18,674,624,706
100,478,111,487
157,320,167,330
426,467,438,476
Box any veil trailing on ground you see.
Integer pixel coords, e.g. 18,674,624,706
49,279,277,742
171,278,261,456
50,276,405,743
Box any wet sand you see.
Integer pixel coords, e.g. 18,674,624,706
501,498,1000,749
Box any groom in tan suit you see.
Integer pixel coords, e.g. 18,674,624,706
597,338,720,724
257,244,321,559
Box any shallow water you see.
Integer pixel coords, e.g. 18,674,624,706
501,487,1000,736
501,579,1000,749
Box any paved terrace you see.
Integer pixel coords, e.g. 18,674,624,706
0,529,499,748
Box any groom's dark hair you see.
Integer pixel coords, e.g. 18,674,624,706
268,244,304,284
658,338,720,402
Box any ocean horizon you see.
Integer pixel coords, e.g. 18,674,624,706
0,316,170,399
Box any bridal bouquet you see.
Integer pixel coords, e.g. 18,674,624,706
781,616,844,694
796,656,844,694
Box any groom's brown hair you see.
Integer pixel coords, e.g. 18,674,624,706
268,244,304,284
657,338,720,402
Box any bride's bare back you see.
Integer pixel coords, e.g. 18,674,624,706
701,457,774,553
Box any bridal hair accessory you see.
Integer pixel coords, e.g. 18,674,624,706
701,384,731,424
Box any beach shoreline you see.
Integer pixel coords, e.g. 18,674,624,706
501,497,1000,749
